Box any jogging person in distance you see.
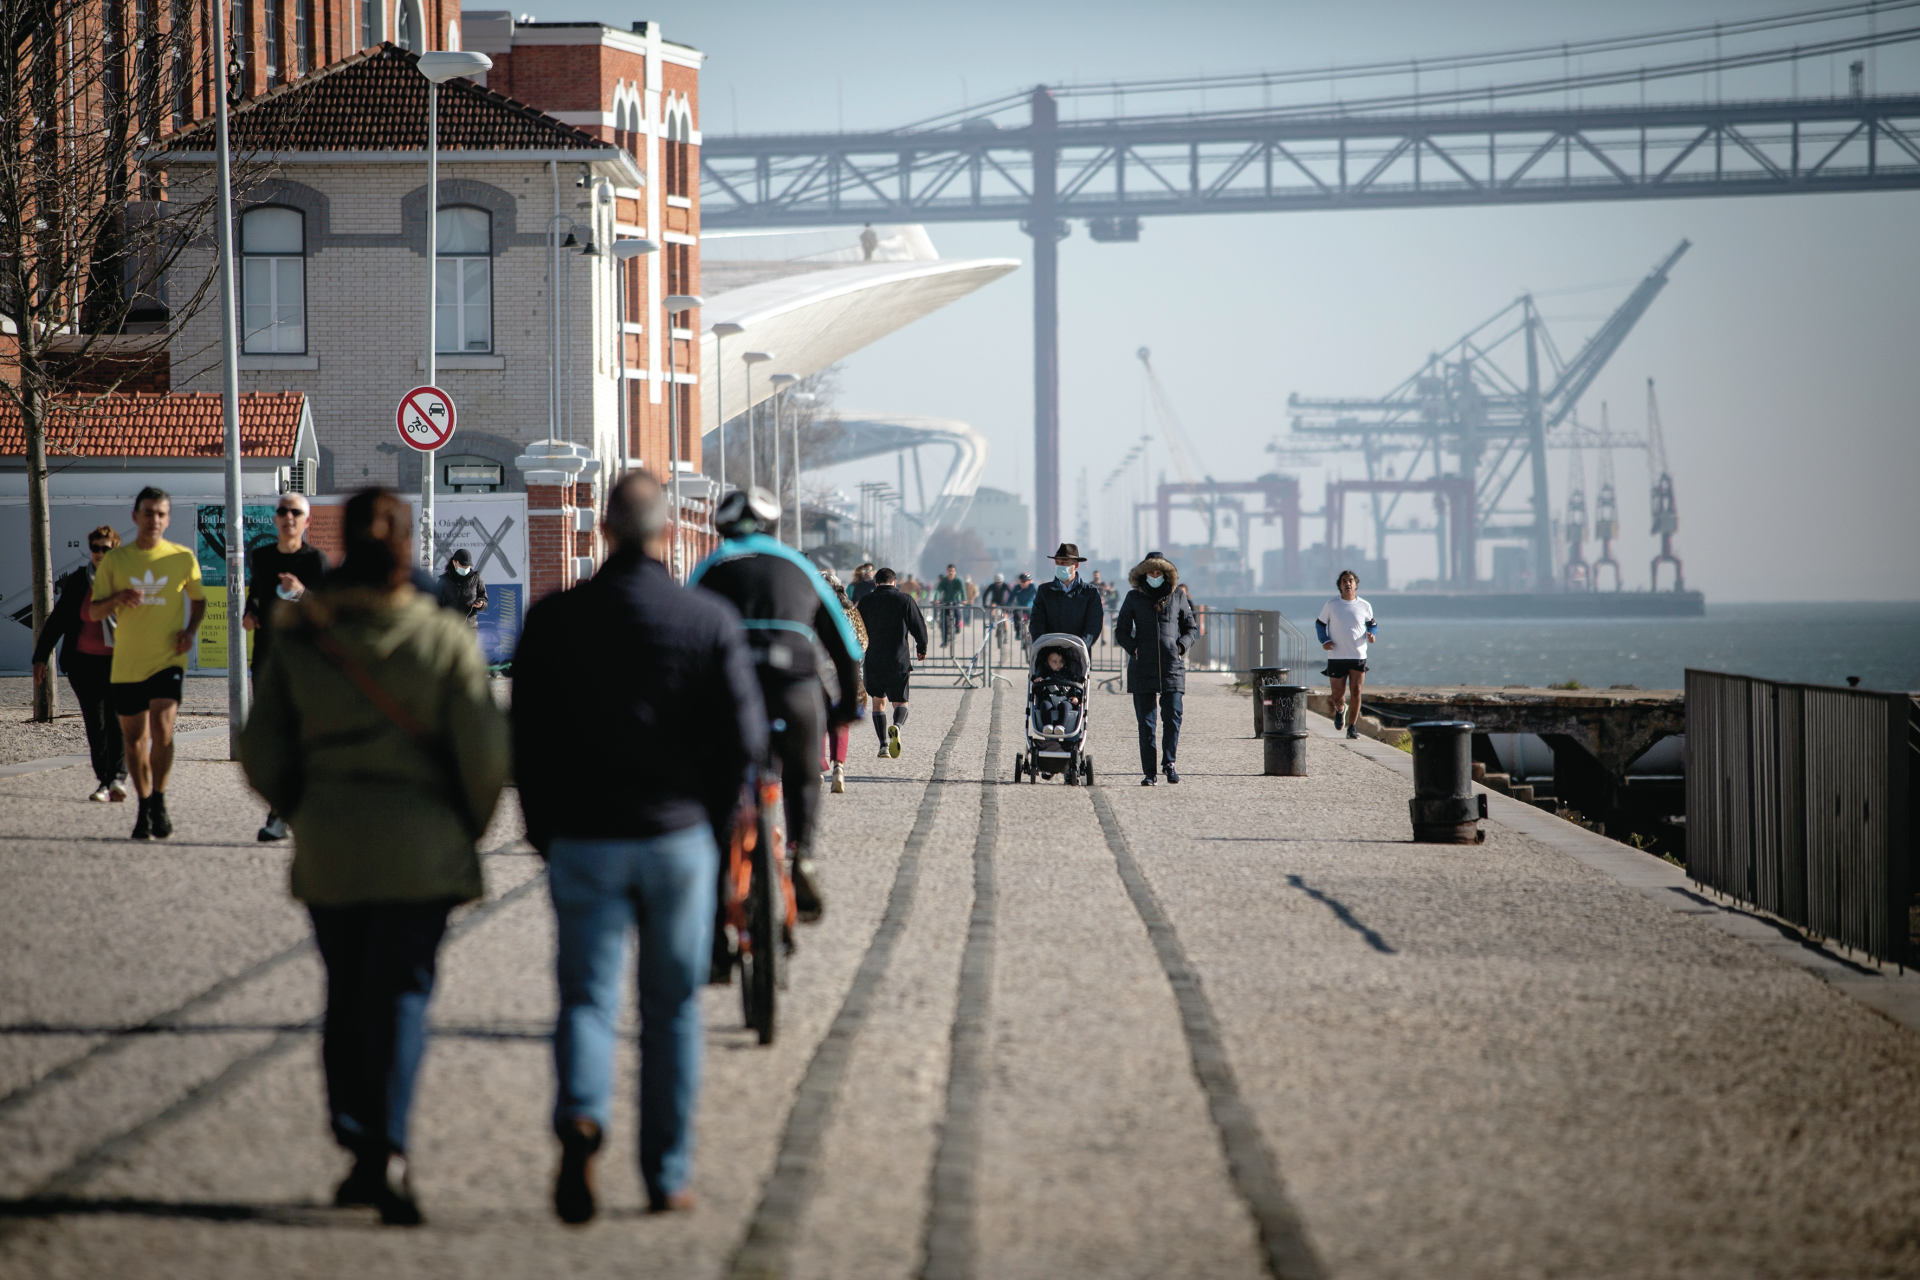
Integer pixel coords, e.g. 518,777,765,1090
1027,542,1103,652
245,491,328,842
689,487,863,922
32,524,127,802
854,567,927,760
933,563,965,648
1316,569,1377,739
87,487,205,840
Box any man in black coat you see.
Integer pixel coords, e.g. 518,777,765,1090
1115,553,1198,785
512,471,766,1223
854,567,927,759
1027,542,1104,651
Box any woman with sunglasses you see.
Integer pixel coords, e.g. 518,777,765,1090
244,493,329,841
32,526,129,802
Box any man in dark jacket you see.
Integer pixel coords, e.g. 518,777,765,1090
1027,542,1104,651
245,493,330,841
855,567,927,759
32,526,126,801
1115,553,1198,785
436,548,488,626
512,471,767,1223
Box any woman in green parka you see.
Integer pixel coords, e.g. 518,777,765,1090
240,487,508,1226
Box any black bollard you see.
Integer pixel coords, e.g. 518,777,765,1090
1250,666,1286,735
1408,720,1487,843
1262,684,1309,776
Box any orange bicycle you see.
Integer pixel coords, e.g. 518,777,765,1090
722,768,795,1045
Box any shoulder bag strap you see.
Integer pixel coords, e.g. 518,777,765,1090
309,629,432,745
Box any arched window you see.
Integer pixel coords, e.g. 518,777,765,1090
436,206,491,353
394,0,413,50
241,207,304,353
360,0,381,49
446,19,459,50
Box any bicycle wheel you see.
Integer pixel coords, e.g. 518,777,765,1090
748,801,779,1045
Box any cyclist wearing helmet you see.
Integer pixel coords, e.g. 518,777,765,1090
690,487,863,922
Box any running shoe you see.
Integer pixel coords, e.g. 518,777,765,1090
1165,764,1180,784
258,815,291,842
131,798,152,841
1333,708,1344,731
1346,726,1360,740
88,785,112,803
887,724,902,758
830,762,846,794
554,1117,602,1225
877,745,891,759
147,794,173,839
109,780,127,802
791,856,824,923
1141,775,1157,787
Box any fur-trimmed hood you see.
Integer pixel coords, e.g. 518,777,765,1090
1128,556,1178,592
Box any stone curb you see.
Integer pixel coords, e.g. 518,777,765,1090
0,727,230,779
1313,714,1920,1036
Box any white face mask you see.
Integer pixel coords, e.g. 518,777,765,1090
1146,575,1165,588
1054,565,1073,582
453,564,471,577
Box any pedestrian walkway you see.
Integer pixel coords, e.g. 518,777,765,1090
3,678,1919,1278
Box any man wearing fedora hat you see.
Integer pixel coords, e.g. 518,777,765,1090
1028,543,1104,652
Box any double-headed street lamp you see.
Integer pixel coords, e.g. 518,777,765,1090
414,50,493,569
710,321,745,494
740,350,773,492
769,373,798,544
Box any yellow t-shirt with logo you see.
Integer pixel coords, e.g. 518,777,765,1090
93,539,206,683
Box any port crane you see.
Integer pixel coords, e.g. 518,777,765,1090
1646,379,1684,591
1562,446,1591,590
1590,404,1624,591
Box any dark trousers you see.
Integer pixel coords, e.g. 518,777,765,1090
308,900,453,1156
66,653,124,787
763,676,825,856
1132,689,1184,778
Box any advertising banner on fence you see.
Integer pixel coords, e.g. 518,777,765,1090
433,494,527,664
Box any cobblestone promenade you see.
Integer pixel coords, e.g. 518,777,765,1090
4,676,1919,1279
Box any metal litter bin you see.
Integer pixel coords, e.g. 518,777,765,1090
1408,720,1487,843
1251,666,1290,736
1261,684,1309,776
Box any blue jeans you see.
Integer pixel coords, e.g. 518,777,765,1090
549,824,719,1200
308,900,453,1156
1133,688,1184,777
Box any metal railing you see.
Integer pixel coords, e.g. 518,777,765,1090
1686,669,1917,967
1188,608,1309,675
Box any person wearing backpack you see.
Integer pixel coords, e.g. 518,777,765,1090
239,487,509,1226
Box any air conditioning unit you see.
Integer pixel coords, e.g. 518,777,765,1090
281,461,318,495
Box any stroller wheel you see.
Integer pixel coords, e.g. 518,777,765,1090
1082,756,1094,786
1012,753,1024,782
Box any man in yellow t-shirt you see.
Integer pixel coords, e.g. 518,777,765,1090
88,487,206,840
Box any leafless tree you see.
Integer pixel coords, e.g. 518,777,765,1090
717,363,844,507
2,0,287,720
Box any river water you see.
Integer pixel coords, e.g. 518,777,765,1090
1341,601,1920,693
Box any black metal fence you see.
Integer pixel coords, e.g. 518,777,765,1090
1189,608,1309,676
1686,669,1917,966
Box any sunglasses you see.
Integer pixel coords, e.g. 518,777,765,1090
275,506,308,517
89,543,113,553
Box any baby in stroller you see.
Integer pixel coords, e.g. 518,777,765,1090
1032,649,1083,732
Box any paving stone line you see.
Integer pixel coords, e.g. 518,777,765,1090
728,690,976,1280
917,684,1003,1280
1088,784,1327,1280
0,727,228,778
0,864,551,1225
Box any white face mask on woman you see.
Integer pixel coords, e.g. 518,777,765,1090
1146,575,1165,588
453,564,471,577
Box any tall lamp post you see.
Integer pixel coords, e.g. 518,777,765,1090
664,293,703,576
741,351,773,492
710,321,745,494
611,238,659,483
769,374,798,543
413,50,494,569
212,0,244,746
787,390,816,548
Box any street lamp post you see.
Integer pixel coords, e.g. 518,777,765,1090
413,51,493,570
787,390,816,548
769,373,797,542
664,294,703,576
213,0,245,746
741,350,773,492
710,321,745,494
611,238,659,485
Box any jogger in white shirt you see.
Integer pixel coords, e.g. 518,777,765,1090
1315,571,1376,739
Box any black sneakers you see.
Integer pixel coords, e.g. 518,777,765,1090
555,1118,602,1225
790,856,824,924
131,797,152,841
147,794,172,839
1333,708,1345,731
1165,764,1180,784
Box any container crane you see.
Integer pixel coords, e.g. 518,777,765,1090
1646,378,1684,592
1136,347,1220,544
1562,445,1591,591
1589,403,1623,591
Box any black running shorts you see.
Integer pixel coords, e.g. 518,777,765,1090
1321,658,1369,679
111,666,185,716
870,672,911,704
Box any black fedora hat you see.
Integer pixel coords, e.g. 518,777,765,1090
1049,542,1087,563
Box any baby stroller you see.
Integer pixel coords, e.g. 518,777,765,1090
1013,633,1094,784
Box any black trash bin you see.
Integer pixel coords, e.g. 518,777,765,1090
1250,666,1291,736
1408,720,1487,843
1262,684,1309,776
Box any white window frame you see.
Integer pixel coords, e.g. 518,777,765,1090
435,206,492,355
241,207,306,355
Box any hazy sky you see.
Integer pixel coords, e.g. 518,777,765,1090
580,0,1920,601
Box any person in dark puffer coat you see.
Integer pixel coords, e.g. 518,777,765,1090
1114,553,1198,786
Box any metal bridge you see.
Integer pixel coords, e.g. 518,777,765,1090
701,8,1920,554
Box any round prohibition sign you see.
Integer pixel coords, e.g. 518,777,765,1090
396,385,457,452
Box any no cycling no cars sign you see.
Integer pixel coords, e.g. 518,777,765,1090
396,385,457,451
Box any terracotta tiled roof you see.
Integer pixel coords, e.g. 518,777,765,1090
163,44,605,155
0,392,306,459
